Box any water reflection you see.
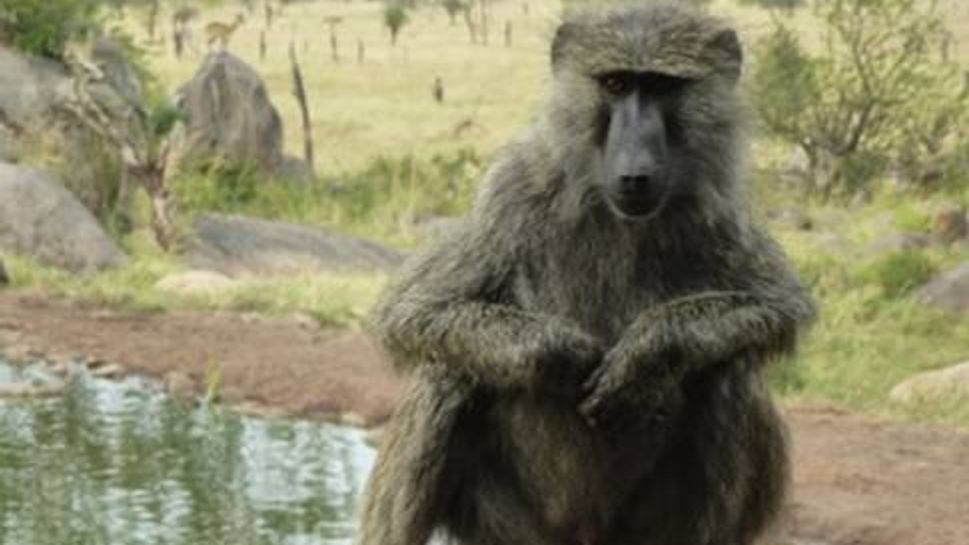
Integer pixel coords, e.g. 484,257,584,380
0,360,376,545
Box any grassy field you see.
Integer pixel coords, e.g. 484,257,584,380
7,0,969,425
132,0,969,171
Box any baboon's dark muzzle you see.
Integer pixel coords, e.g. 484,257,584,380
603,95,670,219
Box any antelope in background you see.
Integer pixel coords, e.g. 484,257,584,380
205,13,245,50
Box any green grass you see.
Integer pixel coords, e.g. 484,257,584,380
174,149,481,247
788,291,969,424
771,193,969,426
4,250,386,328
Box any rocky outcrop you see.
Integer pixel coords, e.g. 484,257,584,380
0,47,70,162
0,43,142,216
0,163,124,272
186,213,404,277
916,262,969,313
170,52,312,181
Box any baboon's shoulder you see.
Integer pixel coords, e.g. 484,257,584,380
473,138,556,221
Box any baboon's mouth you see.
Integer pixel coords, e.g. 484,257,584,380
606,190,667,220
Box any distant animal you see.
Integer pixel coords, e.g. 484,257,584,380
357,3,816,545
205,14,245,50
433,76,444,104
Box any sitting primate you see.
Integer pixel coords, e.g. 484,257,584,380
356,3,816,545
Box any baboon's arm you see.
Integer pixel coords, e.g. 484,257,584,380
371,198,603,392
581,235,815,426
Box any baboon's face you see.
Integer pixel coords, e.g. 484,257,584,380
595,71,689,220
548,6,744,222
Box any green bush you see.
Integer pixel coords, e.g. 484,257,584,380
859,250,937,298
750,0,966,199
1,0,102,60
893,206,932,234
383,2,409,46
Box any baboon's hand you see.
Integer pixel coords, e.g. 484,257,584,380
527,326,605,398
578,345,677,432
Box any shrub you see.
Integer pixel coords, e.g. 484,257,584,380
751,0,966,199
859,250,937,298
383,2,409,46
1,0,102,60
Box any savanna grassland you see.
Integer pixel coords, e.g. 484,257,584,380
6,0,969,427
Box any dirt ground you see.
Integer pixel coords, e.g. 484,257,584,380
1,292,967,545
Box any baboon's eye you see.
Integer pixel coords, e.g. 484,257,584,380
597,73,632,96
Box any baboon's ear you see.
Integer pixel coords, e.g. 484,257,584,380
551,22,578,70
708,29,743,82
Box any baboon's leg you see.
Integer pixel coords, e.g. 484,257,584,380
354,369,475,545
612,360,788,545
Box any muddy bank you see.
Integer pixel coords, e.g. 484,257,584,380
0,292,402,424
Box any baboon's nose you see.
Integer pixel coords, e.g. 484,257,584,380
617,173,653,195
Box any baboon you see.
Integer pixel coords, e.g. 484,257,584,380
357,3,816,545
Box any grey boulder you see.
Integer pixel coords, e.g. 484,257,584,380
0,163,124,273
916,262,969,313
187,213,404,276
170,52,285,175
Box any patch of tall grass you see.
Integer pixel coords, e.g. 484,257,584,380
174,149,482,247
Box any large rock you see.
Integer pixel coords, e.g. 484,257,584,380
170,52,286,176
0,163,124,272
916,262,969,313
890,361,969,404
187,213,405,277
0,44,142,216
0,47,70,162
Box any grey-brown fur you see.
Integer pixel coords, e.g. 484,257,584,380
356,3,815,545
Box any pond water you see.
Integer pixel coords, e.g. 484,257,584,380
0,359,376,545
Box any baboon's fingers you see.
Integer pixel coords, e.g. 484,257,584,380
581,362,609,395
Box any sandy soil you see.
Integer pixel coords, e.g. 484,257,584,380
1,292,967,545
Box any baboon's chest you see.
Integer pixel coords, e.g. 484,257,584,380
515,221,729,342
514,236,660,341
